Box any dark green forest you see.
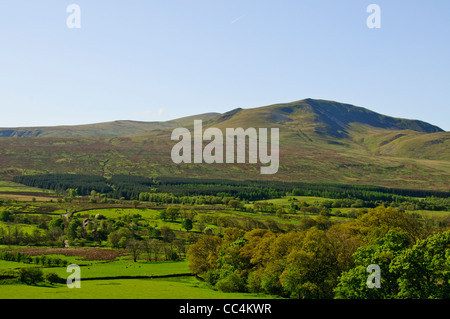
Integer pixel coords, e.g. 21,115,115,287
13,174,450,211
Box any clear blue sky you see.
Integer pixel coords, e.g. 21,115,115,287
1,0,449,130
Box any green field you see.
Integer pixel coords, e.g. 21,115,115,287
43,259,191,278
0,181,50,193
0,258,275,299
0,256,276,299
0,277,276,299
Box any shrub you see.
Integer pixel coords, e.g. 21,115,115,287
18,267,43,285
45,272,63,285
166,249,179,261
215,272,246,293
205,269,220,286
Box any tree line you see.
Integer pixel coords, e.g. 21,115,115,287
12,174,450,210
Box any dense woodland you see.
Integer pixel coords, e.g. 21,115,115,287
187,207,450,299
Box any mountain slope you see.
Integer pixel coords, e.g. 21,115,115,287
203,98,443,136
0,99,448,191
0,113,220,137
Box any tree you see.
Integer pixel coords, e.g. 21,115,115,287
275,207,284,218
67,188,79,197
390,230,450,299
49,217,64,231
159,210,168,221
45,272,63,285
215,272,246,293
150,239,162,261
188,236,223,274
19,267,43,285
334,230,413,299
141,238,163,261
182,219,193,232
228,200,243,211
141,238,152,262
126,238,141,262
166,207,180,222
352,206,426,243
108,227,132,248
0,210,13,222
67,219,82,240
160,226,176,243
279,228,339,299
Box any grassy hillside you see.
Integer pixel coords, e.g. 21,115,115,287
0,113,220,137
0,99,448,191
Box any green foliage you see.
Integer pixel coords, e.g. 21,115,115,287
13,174,450,206
215,272,246,293
0,210,13,222
181,219,193,232
390,231,450,299
44,272,63,285
187,207,449,299
334,230,450,299
18,267,43,285
334,231,412,299
0,251,68,267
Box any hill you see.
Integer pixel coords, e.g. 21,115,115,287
203,99,442,136
0,99,449,191
0,113,220,137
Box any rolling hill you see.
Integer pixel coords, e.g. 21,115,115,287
0,112,220,137
0,99,449,191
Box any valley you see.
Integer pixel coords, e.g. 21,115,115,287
0,98,449,300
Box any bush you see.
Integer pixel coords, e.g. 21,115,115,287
215,272,246,293
18,267,43,285
45,272,63,285
205,269,220,286
166,249,179,261
0,210,13,222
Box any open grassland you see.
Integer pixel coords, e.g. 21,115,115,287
0,181,52,193
40,259,191,278
0,180,57,202
0,277,275,299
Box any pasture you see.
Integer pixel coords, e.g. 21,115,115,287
0,277,274,299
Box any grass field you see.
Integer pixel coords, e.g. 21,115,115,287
41,259,191,278
0,180,57,202
0,181,51,193
0,255,276,299
76,208,160,219
0,276,276,299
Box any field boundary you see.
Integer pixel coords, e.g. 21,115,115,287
77,273,195,281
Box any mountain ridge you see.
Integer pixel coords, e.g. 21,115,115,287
0,99,444,138
0,98,449,191
0,112,221,137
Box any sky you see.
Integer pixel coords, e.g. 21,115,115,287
0,0,449,130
